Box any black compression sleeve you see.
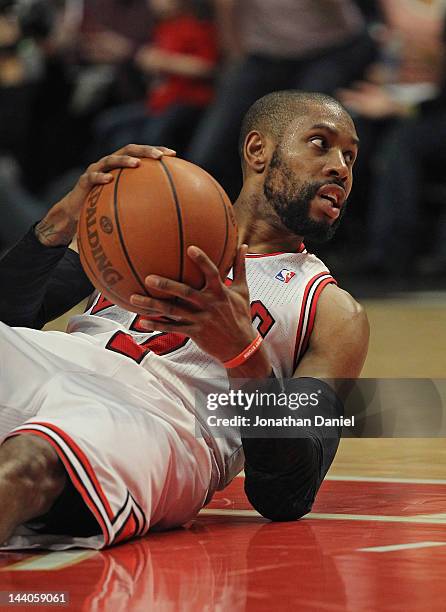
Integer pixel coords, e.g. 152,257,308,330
243,437,322,521
242,378,342,521
0,225,94,329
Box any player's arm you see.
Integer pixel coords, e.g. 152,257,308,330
242,285,369,520
129,254,369,521
0,229,94,328
0,145,176,328
292,284,369,388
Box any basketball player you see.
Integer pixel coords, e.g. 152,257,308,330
0,91,368,549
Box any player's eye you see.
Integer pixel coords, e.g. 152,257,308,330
310,136,328,151
310,137,327,150
343,151,356,164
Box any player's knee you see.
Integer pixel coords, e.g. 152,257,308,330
0,435,66,516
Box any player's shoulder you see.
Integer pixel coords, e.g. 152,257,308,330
319,283,365,317
298,284,369,381
313,283,369,346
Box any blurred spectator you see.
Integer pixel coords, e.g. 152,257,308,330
0,0,90,190
338,0,446,278
0,0,91,252
0,0,154,253
353,0,382,21
21,1,85,194
92,0,218,157
25,0,154,189
0,1,31,169
185,0,377,199
75,0,154,112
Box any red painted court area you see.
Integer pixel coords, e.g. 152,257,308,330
0,477,445,611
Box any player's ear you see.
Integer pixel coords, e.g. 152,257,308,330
244,131,269,174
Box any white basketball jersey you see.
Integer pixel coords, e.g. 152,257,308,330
67,248,335,488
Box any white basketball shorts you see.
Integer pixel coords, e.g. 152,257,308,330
0,322,217,550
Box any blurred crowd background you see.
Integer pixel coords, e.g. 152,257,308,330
0,0,445,293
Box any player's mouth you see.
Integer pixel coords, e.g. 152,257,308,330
316,184,346,220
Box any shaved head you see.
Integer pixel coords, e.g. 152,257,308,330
239,90,352,167
237,90,358,243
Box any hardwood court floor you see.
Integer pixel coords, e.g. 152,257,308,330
334,297,446,481
0,297,441,610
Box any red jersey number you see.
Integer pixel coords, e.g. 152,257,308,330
94,295,274,363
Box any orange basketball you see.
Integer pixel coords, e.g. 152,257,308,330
77,156,238,311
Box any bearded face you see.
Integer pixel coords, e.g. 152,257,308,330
263,147,347,243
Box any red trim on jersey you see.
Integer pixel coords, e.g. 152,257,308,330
130,494,147,535
246,244,305,258
293,272,327,366
299,277,336,360
7,427,112,545
36,422,113,521
293,272,336,369
114,510,139,544
90,294,115,316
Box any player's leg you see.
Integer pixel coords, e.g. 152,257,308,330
0,435,66,544
0,368,215,548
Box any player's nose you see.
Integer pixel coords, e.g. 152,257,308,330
323,149,349,184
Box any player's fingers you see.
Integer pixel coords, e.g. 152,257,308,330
78,147,177,190
130,294,199,318
129,302,164,316
137,317,196,334
78,156,140,189
187,246,224,295
143,276,205,306
115,144,176,158
97,153,142,171
88,147,171,174
153,146,177,156
78,170,114,190
232,244,249,291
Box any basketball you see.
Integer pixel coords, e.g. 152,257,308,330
77,157,238,310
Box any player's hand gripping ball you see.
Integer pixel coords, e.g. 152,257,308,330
77,157,238,310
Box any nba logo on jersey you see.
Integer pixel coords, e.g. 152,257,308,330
275,269,296,283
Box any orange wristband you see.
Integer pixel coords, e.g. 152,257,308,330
222,332,263,369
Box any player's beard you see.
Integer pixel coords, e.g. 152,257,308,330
263,147,347,243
